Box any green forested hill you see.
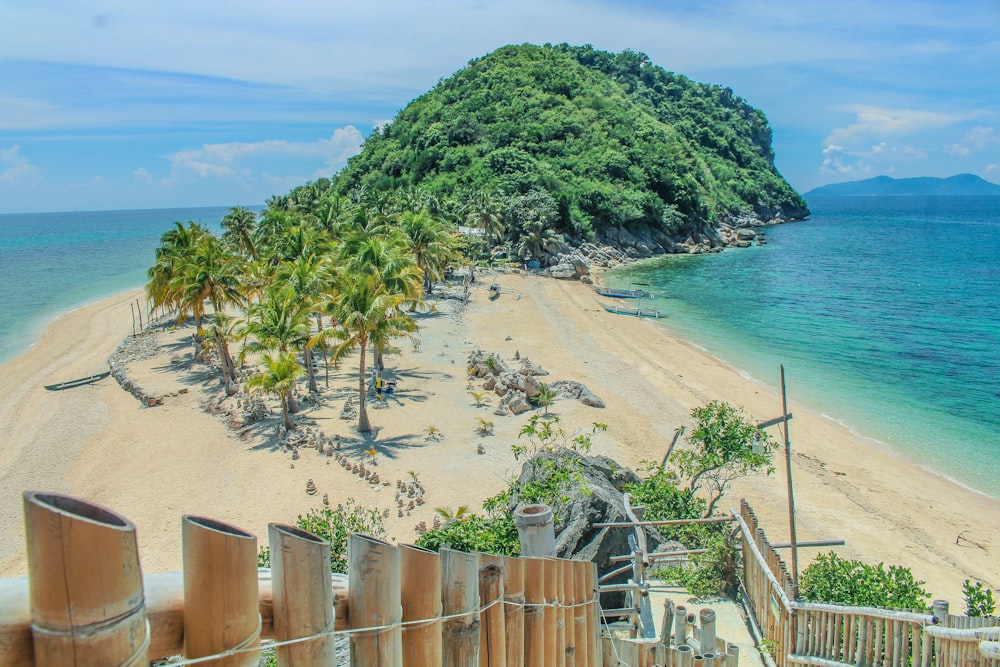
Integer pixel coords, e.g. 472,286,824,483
332,43,807,240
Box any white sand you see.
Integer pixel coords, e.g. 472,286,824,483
0,272,996,604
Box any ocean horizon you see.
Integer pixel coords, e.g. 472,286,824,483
607,195,1000,500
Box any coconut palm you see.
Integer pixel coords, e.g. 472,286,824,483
240,285,313,411
172,234,243,335
146,221,210,316
275,253,333,393
516,219,563,266
464,190,505,248
208,311,242,395
398,210,454,295
247,351,302,431
321,274,416,433
220,206,259,259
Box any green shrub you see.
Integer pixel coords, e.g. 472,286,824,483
257,497,387,574
799,552,930,610
963,579,996,617
415,514,520,555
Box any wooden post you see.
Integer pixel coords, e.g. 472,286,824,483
182,515,259,666
441,548,480,667
560,559,575,666
136,298,143,330
522,557,546,666
400,544,442,667
502,555,525,667
674,604,688,646
477,552,506,667
130,302,137,337
660,598,675,646
779,364,800,593
348,533,401,666
22,491,148,666
268,523,335,665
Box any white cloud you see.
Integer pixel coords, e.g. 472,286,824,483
0,145,41,185
825,106,976,146
946,126,998,157
821,144,874,178
985,164,1000,180
133,167,152,182
165,127,364,183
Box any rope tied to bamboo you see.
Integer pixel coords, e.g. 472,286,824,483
29,598,146,637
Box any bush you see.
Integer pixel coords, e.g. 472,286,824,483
963,579,996,617
799,552,930,610
415,514,520,555
257,497,387,574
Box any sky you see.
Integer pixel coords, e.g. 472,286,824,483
1,0,999,213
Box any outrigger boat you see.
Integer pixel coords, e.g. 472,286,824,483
44,370,111,391
594,286,653,299
599,301,661,319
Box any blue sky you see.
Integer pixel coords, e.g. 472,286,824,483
1,0,998,213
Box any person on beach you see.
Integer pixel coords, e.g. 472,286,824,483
375,374,384,400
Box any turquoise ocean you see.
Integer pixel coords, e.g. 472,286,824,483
607,195,1000,499
2,198,997,498
0,207,240,364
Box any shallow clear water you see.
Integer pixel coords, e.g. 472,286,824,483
609,196,1000,498
0,207,238,363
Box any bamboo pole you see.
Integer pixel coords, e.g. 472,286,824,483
182,515,259,667
22,491,148,666
674,604,688,646
441,548,481,667
676,643,694,667
268,523,335,665
700,608,716,656
586,561,600,667
400,544,442,667
522,557,546,666
660,598,675,646
477,552,506,667
542,557,562,666
348,533,402,666
502,555,525,667
573,560,589,667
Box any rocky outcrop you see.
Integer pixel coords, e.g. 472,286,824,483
467,349,604,413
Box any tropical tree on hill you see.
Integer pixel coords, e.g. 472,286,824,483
321,274,417,433
516,219,564,266
247,351,303,431
464,190,505,248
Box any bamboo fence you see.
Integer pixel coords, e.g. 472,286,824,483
735,499,1000,667
0,492,604,666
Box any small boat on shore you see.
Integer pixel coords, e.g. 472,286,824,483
599,301,662,319
594,286,653,299
44,371,111,391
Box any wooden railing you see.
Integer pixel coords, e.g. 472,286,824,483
735,499,1000,667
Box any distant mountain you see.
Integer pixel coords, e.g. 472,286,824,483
806,174,1000,197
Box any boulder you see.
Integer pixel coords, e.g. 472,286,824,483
482,374,497,391
508,396,531,415
736,228,757,240
522,374,542,399
548,262,577,280
510,449,669,610
518,359,549,376
580,388,606,409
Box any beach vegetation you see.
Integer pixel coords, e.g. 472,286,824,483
530,382,558,415
670,400,776,517
256,497,387,574
220,205,259,260
475,417,494,436
799,551,930,610
963,579,996,617
469,390,491,407
416,512,519,556
246,351,304,431
423,424,443,440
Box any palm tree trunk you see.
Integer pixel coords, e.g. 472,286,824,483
287,390,300,413
281,392,294,431
304,348,319,394
358,339,371,433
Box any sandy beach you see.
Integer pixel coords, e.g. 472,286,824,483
0,271,996,605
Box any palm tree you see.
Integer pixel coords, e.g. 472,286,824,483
240,285,313,411
247,352,302,431
275,253,332,393
146,221,209,316
322,274,416,433
208,311,242,395
517,219,563,267
398,210,454,295
464,190,505,248
220,206,259,259
172,234,243,335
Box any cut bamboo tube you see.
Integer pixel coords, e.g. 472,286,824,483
23,491,148,666
677,643,694,667
400,544,442,667
573,560,589,667
660,598,675,646
182,515,259,667
586,561,600,667
674,604,688,646
700,608,716,657
560,559,575,666
477,552,506,667
727,642,739,667
348,533,402,666
522,557,546,666
542,557,562,666
268,523,335,665
441,548,481,667
502,555,525,667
